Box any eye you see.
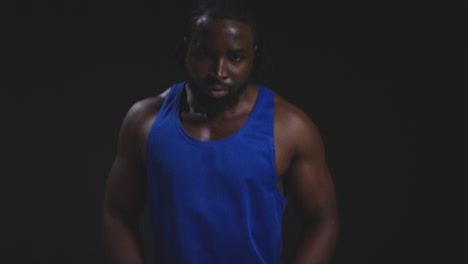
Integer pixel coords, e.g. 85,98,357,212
228,52,245,62
231,55,242,62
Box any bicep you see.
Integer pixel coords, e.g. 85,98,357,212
290,118,337,220
105,154,147,219
104,105,148,221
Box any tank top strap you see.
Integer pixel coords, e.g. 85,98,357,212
156,81,186,123
245,85,275,140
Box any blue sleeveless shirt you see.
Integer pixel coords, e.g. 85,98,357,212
146,82,288,264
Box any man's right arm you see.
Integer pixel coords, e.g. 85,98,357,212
102,102,148,264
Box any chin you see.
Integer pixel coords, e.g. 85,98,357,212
188,79,249,109
195,90,239,112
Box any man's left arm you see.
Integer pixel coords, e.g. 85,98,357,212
289,114,339,264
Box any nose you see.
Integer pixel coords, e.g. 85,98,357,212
211,58,228,79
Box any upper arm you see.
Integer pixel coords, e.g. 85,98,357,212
288,110,338,221
103,101,149,221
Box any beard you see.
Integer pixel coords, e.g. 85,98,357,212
188,76,250,114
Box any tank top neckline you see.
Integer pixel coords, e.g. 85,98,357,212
173,82,264,146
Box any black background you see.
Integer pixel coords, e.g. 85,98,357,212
11,0,467,263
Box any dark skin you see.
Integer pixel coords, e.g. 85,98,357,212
103,17,338,264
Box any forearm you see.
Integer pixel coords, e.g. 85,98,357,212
103,213,145,264
293,219,339,264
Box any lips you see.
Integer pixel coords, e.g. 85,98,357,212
204,82,228,96
207,88,228,98
209,83,229,90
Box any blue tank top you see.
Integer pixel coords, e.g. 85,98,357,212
146,81,288,264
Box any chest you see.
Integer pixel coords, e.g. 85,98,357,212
140,111,295,197
181,113,293,172
180,112,249,141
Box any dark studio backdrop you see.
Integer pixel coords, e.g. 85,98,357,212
13,0,467,263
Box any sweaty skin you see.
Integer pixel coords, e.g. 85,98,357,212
103,17,338,264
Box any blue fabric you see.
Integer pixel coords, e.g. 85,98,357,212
146,81,288,264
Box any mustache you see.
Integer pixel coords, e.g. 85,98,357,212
205,78,232,89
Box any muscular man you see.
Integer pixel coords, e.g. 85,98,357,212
103,2,338,263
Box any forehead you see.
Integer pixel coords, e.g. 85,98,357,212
190,17,255,48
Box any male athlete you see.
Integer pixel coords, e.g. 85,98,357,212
103,2,338,263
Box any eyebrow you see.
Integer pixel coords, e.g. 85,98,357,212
229,48,248,53
192,45,249,54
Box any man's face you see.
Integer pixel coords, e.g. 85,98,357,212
185,17,256,108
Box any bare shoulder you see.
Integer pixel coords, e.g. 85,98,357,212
124,87,171,125
117,87,172,160
273,92,322,145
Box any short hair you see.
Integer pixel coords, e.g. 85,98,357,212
175,0,265,81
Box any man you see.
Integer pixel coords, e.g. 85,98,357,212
103,2,338,264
